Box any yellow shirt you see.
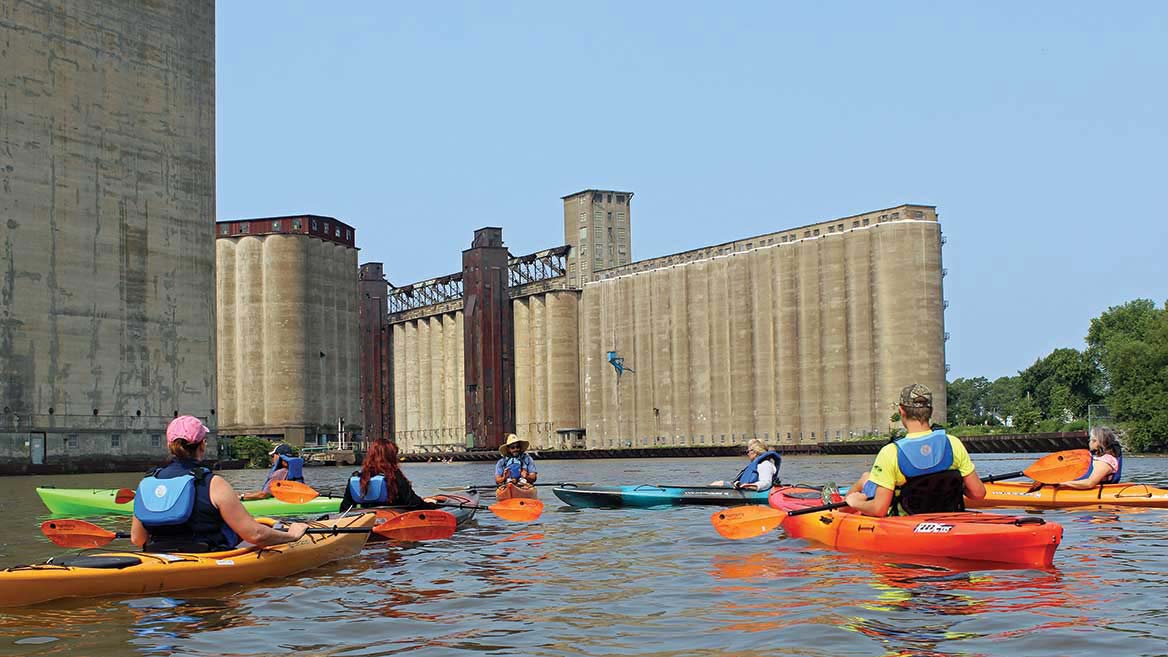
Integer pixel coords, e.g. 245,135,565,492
868,431,976,493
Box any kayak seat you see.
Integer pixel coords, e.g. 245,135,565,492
46,554,142,569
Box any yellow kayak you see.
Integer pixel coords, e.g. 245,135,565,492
967,481,1168,509
0,513,375,607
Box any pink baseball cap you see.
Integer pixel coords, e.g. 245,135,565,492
166,415,209,444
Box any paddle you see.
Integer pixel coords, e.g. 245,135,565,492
114,488,135,504
40,512,455,549
438,481,595,491
711,449,1093,540
271,480,543,522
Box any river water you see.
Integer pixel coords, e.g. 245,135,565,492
1,453,1166,657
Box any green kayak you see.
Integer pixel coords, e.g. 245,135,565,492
35,486,342,517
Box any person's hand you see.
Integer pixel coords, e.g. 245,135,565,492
518,478,528,485
845,491,866,508
732,481,742,489
284,522,309,541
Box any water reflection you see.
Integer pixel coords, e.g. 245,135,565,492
2,457,1168,656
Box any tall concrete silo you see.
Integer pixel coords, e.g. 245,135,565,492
216,216,360,446
0,0,216,474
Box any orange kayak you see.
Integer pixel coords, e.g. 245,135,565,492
496,482,538,501
781,509,1063,568
967,481,1168,509
0,513,374,607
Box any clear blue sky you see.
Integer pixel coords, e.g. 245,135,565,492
216,2,1166,382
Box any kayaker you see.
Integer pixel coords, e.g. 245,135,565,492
710,439,782,491
1053,426,1123,489
844,383,987,516
130,415,308,552
341,437,438,512
240,443,304,501
495,434,538,486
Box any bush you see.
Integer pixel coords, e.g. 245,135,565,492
228,435,276,468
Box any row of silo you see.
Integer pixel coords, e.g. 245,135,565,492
391,312,466,453
217,233,359,440
580,219,946,449
513,291,581,448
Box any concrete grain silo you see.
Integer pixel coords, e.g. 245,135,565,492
0,0,216,474
215,216,360,447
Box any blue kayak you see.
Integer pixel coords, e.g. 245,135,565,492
552,483,771,508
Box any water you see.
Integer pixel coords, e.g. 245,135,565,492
2,454,1167,656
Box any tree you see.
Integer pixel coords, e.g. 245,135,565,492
1088,300,1168,451
946,377,991,426
1017,348,1100,422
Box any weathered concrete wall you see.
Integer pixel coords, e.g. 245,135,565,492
391,311,465,453
216,235,360,443
514,290,580,448
580,210,947,449
0,1,216,472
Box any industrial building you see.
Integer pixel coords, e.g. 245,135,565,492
215,216,360,446
361,193,947,455
0,1,216,474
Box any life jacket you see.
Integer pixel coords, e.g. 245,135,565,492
735,451,783,487
1109,444,1123,483
262,456,305,490
347,474,389,506
1078,447,1122,485
500,456,525,480
134,459,239,552
891,430,965,515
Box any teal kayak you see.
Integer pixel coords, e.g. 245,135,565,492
552,483,771,508
36,486,343,517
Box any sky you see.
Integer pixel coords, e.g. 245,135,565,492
216,2,1166,382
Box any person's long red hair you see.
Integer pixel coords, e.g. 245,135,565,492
360,438,404,501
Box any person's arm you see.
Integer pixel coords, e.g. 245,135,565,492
242,469,288,501
210,477,307,546
736,460,776,491
130,516,149,548
847,446,897,516
846,484,893,517
952,438,986,499
494,459,508,486
395,472,435,508
521,455,537,483
1057,459,1114,489
962,469,987,499
340,479,356,512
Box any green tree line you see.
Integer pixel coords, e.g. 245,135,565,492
947,299,1168,452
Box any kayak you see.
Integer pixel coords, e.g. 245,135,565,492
496,482,538,501
0,513,375,607
768,485,844,511
36,486,343,517
318,491,480,541
966,481,1168,509
552,483,771,508
778,507,1062,568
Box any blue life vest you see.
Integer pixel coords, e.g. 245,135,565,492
134,459,239,552
263,456,305,491
1077,447,1123,485
348,474,389,505
736,451,783,486
501,456,524,480
894,430,954,477
888,430,964,515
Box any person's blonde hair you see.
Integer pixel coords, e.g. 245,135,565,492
747,439,768,455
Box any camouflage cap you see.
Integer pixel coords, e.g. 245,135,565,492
898,383,933,408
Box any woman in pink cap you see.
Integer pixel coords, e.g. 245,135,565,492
130,415,308,552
